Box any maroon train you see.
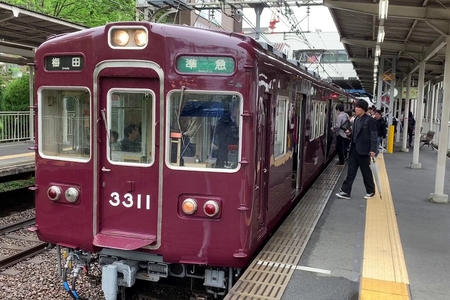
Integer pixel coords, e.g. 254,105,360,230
33,22,354,299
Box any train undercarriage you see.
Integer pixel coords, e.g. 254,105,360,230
59,247,241,300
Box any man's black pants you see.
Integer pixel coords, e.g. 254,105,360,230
336,135,346,164
341,145,375,195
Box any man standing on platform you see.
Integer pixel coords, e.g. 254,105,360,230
336,99,378,200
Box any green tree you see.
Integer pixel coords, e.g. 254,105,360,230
4,0,136,27
0,75,4,109
2,74,30,111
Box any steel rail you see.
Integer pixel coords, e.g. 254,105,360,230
0,242,48,269
0,217,36,235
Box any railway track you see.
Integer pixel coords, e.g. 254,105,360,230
0,217,49,269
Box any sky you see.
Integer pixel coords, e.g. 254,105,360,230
242,5,337,33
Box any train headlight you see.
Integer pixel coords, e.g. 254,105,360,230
47,186,62,201
112,29,130,46
134,29,147,47
182,198,197,215
65,187,80,203
203,200,220,217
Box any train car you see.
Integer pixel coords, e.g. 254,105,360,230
32,22,354,299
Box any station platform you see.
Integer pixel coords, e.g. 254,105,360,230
0,141,35,181
227,145,450,300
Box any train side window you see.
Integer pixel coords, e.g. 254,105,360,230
39,88,90,161
311,101,317,140
274,96,288,159
107,90,154,166
168,91,241,171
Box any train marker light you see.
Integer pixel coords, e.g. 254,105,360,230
112,29,129,46
203,200,220,217
47,186,62,201
182,198,197,215
134,29,147,47
65,187,80,203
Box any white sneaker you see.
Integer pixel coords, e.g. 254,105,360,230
336,191,351,199
364,193,375,199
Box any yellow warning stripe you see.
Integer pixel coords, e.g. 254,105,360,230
360,154,410,300
0,152,34,161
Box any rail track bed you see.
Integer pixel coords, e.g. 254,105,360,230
0,217,48,270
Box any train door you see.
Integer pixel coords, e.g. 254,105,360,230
325,99,334,158
93,73,160,251
256,93,270,237
293,93,306,190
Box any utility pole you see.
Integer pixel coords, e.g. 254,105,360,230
136,0,150,21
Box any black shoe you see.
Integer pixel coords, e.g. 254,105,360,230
335,162,345,166
336,191,351,199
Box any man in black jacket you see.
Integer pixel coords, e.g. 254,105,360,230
374,109,387,153
336,99,378,200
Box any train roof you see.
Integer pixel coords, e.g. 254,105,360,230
40,21,353,98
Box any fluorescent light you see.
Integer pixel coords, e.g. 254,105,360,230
374,66,378,73
377,26,385,43
379,0,389,19
374,57,379,66
375,45,381,57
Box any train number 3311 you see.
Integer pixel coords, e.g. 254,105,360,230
109,192,150,210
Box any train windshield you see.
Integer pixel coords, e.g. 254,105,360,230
39,88,90,161
168,91,241,170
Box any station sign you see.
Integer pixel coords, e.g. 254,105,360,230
44,55,84,71
382,73,394,81
401,87,418,99
176,56,234,75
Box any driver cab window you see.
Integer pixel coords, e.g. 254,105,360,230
39,88,90,161
168,91,241,170
108,90,154,165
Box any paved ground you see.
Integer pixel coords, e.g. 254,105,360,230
282,145,450,300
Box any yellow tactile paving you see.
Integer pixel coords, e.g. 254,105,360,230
360,154,410,300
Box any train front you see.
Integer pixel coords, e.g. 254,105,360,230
33,22,258,298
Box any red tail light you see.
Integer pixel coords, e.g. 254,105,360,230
203,200,220,217
47,186,62,201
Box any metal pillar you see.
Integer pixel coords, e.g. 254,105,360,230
396,80,404,143
430,36,450,203
401,75,411,152
376,58,384,110
429,83,437,132
29,65,34,142
253,5,264,40
410,61,425,169
378,58,396,127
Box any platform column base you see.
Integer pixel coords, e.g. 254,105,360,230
410,162,422,169
429,193,449,204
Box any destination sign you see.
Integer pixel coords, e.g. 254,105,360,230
44,55,84,71
176,56,235,75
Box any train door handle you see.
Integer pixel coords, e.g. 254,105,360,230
263,168,267,173
101,167,111,172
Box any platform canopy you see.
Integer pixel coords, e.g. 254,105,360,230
0,1,86,65
325,0,449,95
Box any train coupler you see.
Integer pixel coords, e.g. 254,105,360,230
102,260,138,300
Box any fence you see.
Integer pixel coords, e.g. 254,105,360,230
0,111,32,143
